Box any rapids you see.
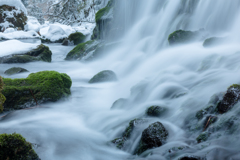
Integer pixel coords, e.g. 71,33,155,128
1,0,240,159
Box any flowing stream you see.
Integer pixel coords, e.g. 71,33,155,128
1,0,240,160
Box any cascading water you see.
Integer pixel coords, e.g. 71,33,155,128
1,0,240,160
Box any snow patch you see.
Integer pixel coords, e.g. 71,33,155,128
41,24,67,42
0,0,27,14
0,40,38,57
25,16,41,33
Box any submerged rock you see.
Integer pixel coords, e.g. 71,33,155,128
111,98,128,109
134,122,168,155
65,40,100,60
0,44,52,63
168,30,199,46
146,105,167,117
178,156,206,160
203,37,226,47
217,84,240,113
112,118,147,149
0,76,5,113
196,132,210,143
89,70,117,83
0,5,27,31
2,71,72,111
4,67,29,75
0,133,40,160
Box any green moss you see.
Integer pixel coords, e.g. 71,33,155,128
196,132,209,143
68,32,86,45
0,133,40,160
111,138,125,149
168,30,197,45
146,105,166,117
65,40,98,60
95,0,113,23
2,71,72,110
89,70,117,83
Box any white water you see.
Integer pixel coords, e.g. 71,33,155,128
1,0,240,160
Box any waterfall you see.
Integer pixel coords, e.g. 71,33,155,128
1,0,240,160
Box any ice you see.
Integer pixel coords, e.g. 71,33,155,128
0,40,38,57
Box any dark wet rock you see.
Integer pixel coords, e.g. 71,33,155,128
65,40,100,60
203,115,218,130
0,5,27,31
41,38,65,43
62,38,69,46
111,119,147,149
196,132,210,143
0,44,52,64
89,70,117,83
111,98,128,109
0,133,40,160
178,155,206,160
203,37,226,47
134,121,168,155
146,105,167,117
217,84,240,113
2,71,72,111
168,30,200,45
4,67,29,75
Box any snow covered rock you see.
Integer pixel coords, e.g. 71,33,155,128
24,16,41,33
0,30,39,40
0,4,28,32
41,24,67,43
0,40,52,63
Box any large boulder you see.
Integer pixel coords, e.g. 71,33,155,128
0,5,27,31
0,76,5,113
4,67,29,75
88,70,117,83
134,122,168,155
168,30,200,46
146,105,167,117
41,25,67,43
217,84,240,113
2,71,72,111
65,40,100,60
0,44,52,63
62,32,86,46
91,0,114,40
0,133,40,160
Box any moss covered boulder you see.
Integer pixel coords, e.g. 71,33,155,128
0,44,52,64
146,105,167,117
91,0,114,40
203,37,226,47
112,119,147,149
134,122,168,155
4,67,29,75
65,40,100,60
89,70,117,83
0,76,5,113
2,71,72,111
0,5,27,31
168,30,199,46
0,133,40,160
217,84,240,113
68,32,86,45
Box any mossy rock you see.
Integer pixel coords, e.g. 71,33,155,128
68,32,86,45
168,30,198,46
4,67,29,75
2,71,72,111
88,70,117,83
134,122,168,155
0,93,6,113
0,5,27,31
65,40,99,60
0,133,40,160
111,118,147,149
146,105,167,117
203,37,226,47
92,0,114,40
0,44,52,63
217,84,240,113
196,132,209,143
